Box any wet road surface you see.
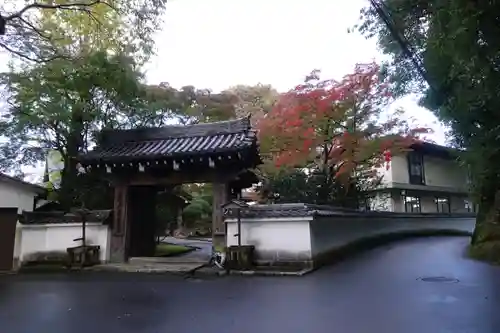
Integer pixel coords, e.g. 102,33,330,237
1,236,499,333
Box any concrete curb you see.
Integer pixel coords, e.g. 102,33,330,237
190,265,314,277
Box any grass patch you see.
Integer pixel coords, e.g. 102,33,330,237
214,245,225,253
155,243,194,257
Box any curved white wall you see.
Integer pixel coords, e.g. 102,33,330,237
309,216,475,259
225,215,475,268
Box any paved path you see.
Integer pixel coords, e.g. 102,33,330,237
1,236,499,333
162,236,212,260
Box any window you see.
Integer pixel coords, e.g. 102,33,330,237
435,197,450,213
407,152,425,185
404,195,421,213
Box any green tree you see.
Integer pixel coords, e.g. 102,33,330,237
182,197,212,227
358,0,500,260
137,83,239,125
260,168,375,208
223,84,279,125
0,0,167,63
0,51,155,208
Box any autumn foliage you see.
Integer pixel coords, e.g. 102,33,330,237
257,62,429,181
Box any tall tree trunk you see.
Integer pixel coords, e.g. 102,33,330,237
318,145,331,205
471,166,500,245
59,110,84,210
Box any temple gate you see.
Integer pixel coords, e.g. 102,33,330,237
78,117,261,263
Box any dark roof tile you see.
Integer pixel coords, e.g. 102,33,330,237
223,203,477,219
79,117,258,164
100,117,252,145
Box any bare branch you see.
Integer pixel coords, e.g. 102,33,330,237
13,17,51,40
0,41,43,62
4,1,114,22
0,0,116,62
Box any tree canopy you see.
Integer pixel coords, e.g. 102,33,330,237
257,62,428,205
0,0,167,62
358,0,500,258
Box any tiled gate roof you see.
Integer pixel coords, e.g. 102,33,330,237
79,117,259,165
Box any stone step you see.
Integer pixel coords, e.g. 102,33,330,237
89,262,204,274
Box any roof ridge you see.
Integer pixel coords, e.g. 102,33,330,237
99,117,252,146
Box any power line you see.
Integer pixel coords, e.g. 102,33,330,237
369,0,437,93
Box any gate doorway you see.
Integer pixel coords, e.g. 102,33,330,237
78,117,261,263
0,208,19,271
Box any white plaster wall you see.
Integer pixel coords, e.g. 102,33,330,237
389,155,409,184
18,223,111,264
226,217,313,264
225,215,475,267
309,216,475,257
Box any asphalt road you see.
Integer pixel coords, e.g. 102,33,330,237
1,236,499,333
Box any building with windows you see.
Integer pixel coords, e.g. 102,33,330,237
369,142,476,214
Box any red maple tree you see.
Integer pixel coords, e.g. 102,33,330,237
258,62,429,185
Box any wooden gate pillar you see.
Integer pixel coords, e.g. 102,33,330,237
110,184,129,263
212,182,230,249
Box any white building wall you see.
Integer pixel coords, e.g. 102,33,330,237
380,153,468,191
379,155,467,191
423,155,468,189
373,150,472,213
0,181,38,213
388,155,409,184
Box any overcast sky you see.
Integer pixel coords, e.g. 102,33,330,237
2,0,447,182
146,0,446,142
